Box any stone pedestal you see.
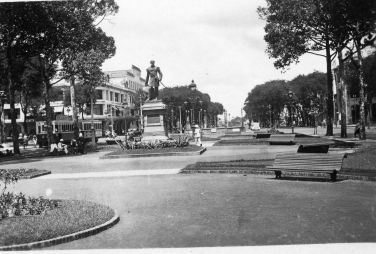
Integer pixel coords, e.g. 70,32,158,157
141,100,168,141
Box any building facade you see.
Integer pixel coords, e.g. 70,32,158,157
3,65,146,137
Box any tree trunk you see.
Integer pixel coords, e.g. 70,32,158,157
22,106,28,135
40,57,54,149
7,70,20,154
6,50,20,154
325,35,334,136
337,50,347,138
70,76,79,139
355,40,367,140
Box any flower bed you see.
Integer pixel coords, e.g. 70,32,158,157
0,200,115,247
2,168,51,179
1,169,55,220
107,145,202,155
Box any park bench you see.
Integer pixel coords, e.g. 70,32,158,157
269,134,295,145
297,143,331,153
255,133,271,139
266,153,347,181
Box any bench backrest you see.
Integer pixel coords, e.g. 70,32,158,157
256,133,271,139
272,153,345,171
270,134,295,141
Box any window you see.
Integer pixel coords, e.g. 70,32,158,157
110,92,113,101
115,93,119,102
96,90,103,99
94,105,103,115
5,109,20,120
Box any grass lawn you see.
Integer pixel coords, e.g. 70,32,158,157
342,146,376,172
182,159,274,173
0,200,115,247
107,145,203,155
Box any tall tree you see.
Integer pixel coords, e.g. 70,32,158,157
0,2,52,153
258,0,341,136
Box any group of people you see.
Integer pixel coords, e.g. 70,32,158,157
18,133,38,149
50,133,86,155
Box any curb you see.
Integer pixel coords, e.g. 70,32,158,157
181,169,376,182
103,147,207,159
0,210,120,251
21,170,51,179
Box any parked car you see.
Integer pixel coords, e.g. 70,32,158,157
250,122,261,131
0,144,14,157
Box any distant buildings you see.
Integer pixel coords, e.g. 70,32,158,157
3,65,146,137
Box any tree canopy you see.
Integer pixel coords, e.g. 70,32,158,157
244,72,327,127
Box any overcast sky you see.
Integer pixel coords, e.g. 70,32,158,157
100,0,327,118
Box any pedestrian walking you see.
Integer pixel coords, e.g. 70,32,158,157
354,121,361,138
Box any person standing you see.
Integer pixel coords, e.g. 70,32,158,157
78,132,86,154
23,134,28,149
145,60,163,101
32,135,37,147
194,125,202,147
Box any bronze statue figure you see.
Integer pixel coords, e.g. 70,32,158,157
145,60,163,101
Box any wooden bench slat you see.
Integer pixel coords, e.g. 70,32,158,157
271,164,342,168
268,152,346,181
274,161,343,165
276,153,344,158
269,134,296,145
268,168,339,172
272,167,342,170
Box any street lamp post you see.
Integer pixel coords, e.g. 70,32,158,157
288,90,294,134
198,100,203,127
203,109,207,128
170,107,174,132
139,94,143,130
178,106,182,133
185,79,204,131
268,104,272,129
0,91,6,143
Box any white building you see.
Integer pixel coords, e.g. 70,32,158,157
3,65,147,137
54,65,145,121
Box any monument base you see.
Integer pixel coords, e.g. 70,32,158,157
141,100,168,141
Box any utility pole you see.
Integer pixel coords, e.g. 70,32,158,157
90,91,96,149
139,94,143,130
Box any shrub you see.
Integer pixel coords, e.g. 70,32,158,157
125,136,190,150
0,169,58,220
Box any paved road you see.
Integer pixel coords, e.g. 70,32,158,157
0,144,298,174
13,174,376,249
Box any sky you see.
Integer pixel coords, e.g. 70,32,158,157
99,0,327,118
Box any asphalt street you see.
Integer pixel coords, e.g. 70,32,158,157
13,174,376,249
0,144,298,174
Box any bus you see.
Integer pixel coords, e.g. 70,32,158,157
35,119,103,147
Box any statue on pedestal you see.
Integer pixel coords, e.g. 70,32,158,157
145,60,163,101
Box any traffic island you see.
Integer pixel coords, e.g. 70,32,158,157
102,145,206,158
0,200,119,250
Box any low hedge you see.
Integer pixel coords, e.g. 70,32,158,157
107,145,202,155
